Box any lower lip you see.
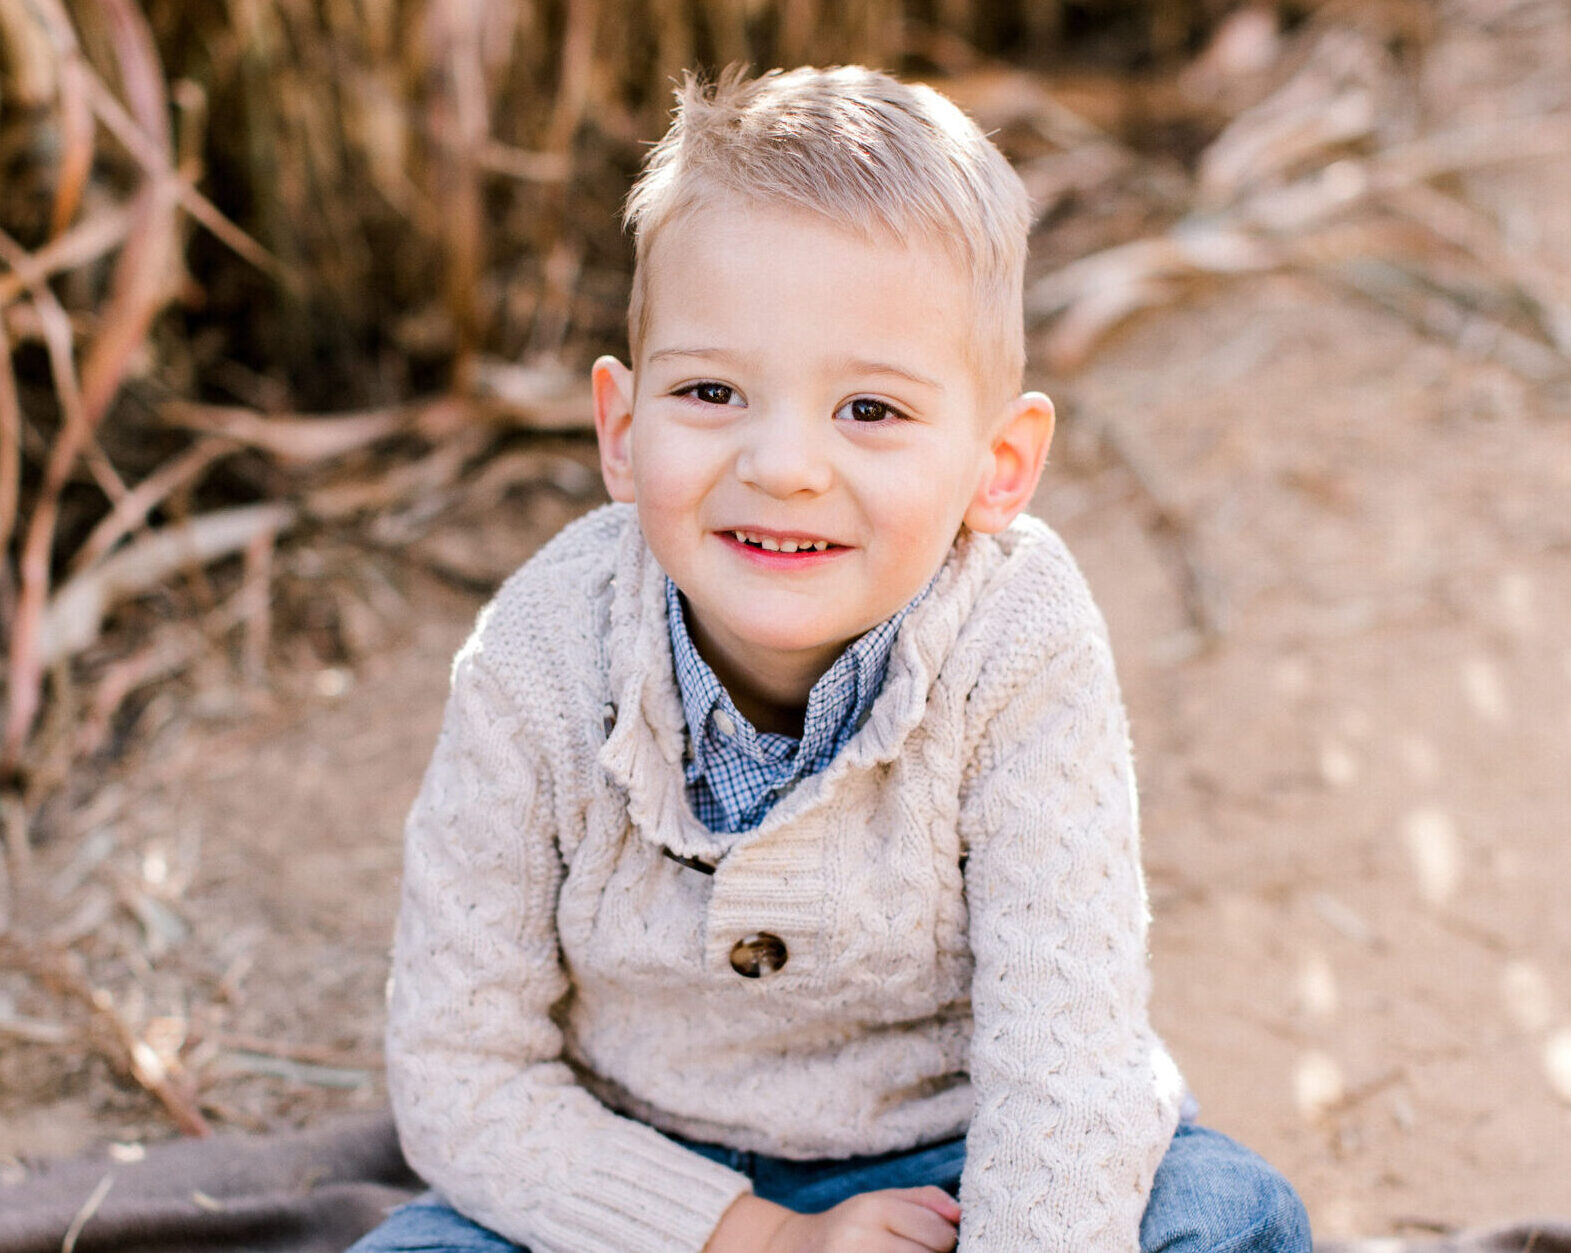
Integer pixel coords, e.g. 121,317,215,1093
716,532,849,569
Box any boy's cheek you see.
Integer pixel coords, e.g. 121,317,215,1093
631,496,700,568
630,430,721,500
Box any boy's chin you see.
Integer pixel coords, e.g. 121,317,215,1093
710,612,865,660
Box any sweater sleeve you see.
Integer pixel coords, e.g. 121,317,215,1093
386,641,754,1253
956,621,1183,1252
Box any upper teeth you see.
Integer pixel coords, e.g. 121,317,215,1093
733,531,829,552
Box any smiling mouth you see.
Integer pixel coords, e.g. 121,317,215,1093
728,530,837,553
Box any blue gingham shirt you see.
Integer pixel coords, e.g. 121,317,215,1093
666,578,921,833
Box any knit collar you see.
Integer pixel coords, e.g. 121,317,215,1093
598,508,999,865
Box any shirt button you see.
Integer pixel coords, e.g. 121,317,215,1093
729,933,788,978
712,710,736,738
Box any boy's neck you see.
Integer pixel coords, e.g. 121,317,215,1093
685,615,838,739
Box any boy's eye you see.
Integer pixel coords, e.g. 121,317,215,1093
838,397,904,423
679,382,741,406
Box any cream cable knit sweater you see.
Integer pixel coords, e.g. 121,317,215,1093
387,504,1183,1253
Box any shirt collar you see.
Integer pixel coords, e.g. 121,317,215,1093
665,577,927,771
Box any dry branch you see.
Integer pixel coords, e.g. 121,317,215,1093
1030,21,1571,378
41,503,297,668
71,438,239,573
477,141,573,183
161,401,418,464
0,231,98,769
0,1008,71,1044
0,935,211,1136
1375,112,1571,187
0,0,193,769
75,630,206,758
467,357,593,429
0,208,134,309
15,0,94,239
306,426,490,522
82,61,287,286
98,991,210,1137
0,320,19,555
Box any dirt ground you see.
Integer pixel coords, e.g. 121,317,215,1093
3,5,1571,1243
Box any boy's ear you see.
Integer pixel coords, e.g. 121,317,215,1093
963,391,1055,534
592,355,637,503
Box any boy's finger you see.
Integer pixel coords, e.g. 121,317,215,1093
891,1185,961,1222
882,1196,959,1251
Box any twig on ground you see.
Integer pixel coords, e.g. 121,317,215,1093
45,885,114,948
0,796,25,928
213,1050,374,1090
196,1029,383,1071
112,871,188,958
1379,181,1571,356
1027,11,1571,379
1309,892,1381,949
98,1002,209,1137
60,1172,114,1253
1029,231,1282,371
1321,1065,1406,1118
461,448,599,512
1328,260,1567,383
1073,404,1228,641
0,936,211,1135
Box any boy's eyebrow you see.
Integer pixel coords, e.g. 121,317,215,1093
646,347,944,392
840,358,945,392
646,346,741,367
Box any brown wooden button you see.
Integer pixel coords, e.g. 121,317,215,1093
729,932,788,978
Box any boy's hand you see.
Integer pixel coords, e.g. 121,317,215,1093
706,1187,960,1253
769,1187,960,1252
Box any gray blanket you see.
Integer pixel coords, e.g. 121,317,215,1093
1,1113,1564,1252
0,1115,416,1253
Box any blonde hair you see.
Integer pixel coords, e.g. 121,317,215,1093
623,65,1032,397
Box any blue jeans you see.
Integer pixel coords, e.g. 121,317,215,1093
348,1120,1310,1251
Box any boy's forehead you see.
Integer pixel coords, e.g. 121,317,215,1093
650,193,948,264
640,199,968,327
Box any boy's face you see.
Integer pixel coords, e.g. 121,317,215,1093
595,199,1052,700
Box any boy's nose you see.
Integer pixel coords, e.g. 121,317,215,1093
734,409,834,497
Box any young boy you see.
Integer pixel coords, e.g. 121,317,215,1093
352,66,1311,1253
